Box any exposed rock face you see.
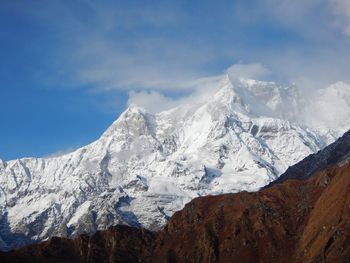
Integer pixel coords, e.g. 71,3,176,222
2,150,350,262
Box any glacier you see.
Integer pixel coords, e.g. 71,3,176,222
0,75,347,250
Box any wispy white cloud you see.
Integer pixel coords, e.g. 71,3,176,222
252,46,350,91
128,90,178,113
329,0,350,36
45,147,77,158
127,75,223,113
68,38,216,91
234,0,336,42
226,63,271,80
29,1,220,92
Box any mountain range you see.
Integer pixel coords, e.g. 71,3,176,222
1,120,350,263
0,75,349,251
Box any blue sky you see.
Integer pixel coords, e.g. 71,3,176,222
1,0,350,160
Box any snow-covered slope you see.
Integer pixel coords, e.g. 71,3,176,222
0,75,346,250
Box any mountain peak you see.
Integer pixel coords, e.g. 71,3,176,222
125,102,149,117
101,103,154,139
212,75,242,108
125,103,148,114
210,75,301,120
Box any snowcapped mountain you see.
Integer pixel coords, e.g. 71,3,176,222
0,75,347,250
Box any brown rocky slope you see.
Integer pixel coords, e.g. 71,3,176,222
1,131,350,263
